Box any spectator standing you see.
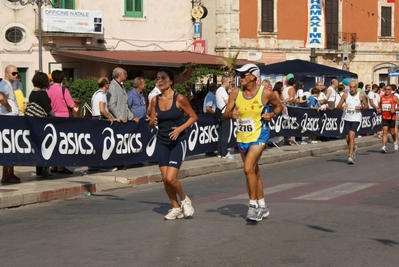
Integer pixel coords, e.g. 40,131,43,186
90,77,119,172
317,83,328,110
0,65,20,184
216,76,235,159
91,77,119,125
27,72,55,178
190,93,202,114
223,64,283,221
127,77,147,120
282,73,296,106
357,82,364,93
12,74,26,115
334,83,346,108
261,79,272,90
147,86,161,116
295,80,308,107
47,70,74,174
367,84,380,110
337,79,369,164
379,83,386,96
203,83,217,114
107,67,138,123
148,68,198,220
325,79,338,109
364,84,371,94
378,84,399,153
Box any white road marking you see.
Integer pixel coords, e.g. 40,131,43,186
222,183,310,200
292,182,377,201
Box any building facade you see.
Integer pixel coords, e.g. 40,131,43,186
1,0,215,96
215,0,399,85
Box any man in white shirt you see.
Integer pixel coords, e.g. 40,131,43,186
216,76,235,159
325,79,338,109
0,65,20,184
91,77,119,125
367,84,380,110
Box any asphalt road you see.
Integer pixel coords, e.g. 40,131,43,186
0,144,398,267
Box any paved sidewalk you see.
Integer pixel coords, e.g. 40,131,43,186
0,136,382,209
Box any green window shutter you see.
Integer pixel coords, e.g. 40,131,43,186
125,0,143,18
64,0,75,9
52,0,75,9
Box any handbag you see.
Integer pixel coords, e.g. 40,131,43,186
25,102,48,117
62,86,74,117
214,105,226,120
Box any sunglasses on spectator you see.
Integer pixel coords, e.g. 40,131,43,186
238,72,251,78
11,72,18,76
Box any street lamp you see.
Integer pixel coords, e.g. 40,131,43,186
19,0,55,72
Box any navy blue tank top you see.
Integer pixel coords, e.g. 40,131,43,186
155,91,187,145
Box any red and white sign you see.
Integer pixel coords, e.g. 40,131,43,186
193,40,206,54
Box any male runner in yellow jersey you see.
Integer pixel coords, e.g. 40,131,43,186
223,64,283,221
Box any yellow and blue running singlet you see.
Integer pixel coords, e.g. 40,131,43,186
235,85,270,153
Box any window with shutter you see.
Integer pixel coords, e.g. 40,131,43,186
325,0,338,49
125,0,143,18
52,0,75,9
261,0,274,33
381,7,392,37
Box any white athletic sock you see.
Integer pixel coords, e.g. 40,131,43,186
249,199,258,207
258,198,266,208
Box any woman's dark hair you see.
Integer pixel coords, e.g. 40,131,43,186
51,70,64,83
287,78,296,86
32,72,50,89
272,81,283,95
158,68,174,87
98,78,109,88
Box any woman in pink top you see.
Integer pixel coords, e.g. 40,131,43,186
47,70,75,174
47,70,74,118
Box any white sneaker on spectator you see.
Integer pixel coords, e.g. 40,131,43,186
394,142,398,151
221,152,235,159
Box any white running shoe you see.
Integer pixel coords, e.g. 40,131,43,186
164,208,184,220
221,152,235,159
348,156,354,165
394,143,398,151
381,146,387,153
181,196,194,218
